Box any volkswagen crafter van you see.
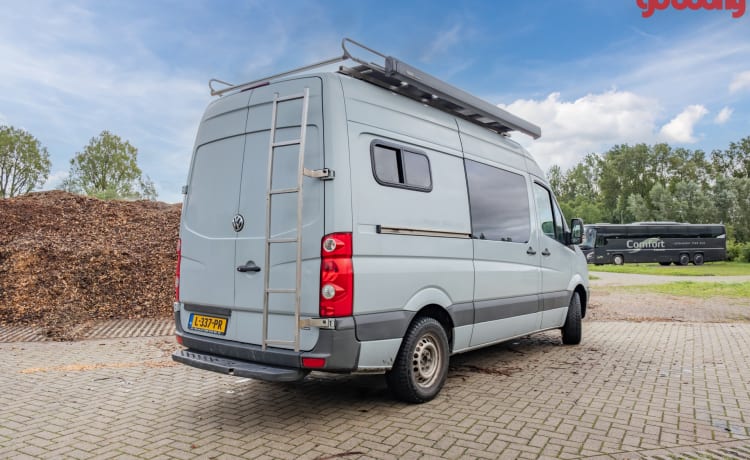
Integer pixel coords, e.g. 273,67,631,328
173,39,589,403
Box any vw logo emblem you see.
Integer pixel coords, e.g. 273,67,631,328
232,214,245,232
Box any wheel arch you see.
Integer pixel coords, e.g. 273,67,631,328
402,288,457,351
412,304,455,351
574,284,588,318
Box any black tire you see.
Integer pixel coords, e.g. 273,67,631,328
613,254,624,265
679,254,690,266
561,292,582,345
694,253,704,265
659,261,671,266
386,317,449,403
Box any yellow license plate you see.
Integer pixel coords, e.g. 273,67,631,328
188,313,228,335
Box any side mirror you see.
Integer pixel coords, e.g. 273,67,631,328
569,218,584,245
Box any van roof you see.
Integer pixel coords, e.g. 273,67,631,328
208,38,542,140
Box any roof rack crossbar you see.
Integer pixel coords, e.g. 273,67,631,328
209,38,380,97
208,38,541,139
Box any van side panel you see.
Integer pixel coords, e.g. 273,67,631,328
457,120,544,346
340,79,475,352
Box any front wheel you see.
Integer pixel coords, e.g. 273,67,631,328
561,292,582,345
386,317,449,403
613,254,624,265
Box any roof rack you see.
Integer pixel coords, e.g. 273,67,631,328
208,38,541,139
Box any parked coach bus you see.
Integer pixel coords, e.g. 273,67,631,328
580,223,726,265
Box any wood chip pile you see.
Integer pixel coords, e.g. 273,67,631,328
0,191,180,339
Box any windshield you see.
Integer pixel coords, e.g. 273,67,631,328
580,227,596,249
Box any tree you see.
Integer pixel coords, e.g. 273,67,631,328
649,182,673,221
712,136,750,178
671,181,713,223
63,130,157,200
546,165,564,198
0,125,51,198
626,194,651,222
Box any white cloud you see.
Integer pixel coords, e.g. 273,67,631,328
42,170,69,190
422,24,463,62
499,90,661,171
714,106,733,124
0,2,209,203
729,70,750,93
658,105,708,143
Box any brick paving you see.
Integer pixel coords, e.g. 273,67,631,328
2,320,749,459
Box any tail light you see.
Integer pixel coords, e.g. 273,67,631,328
175,239,181,302
319,232,353,317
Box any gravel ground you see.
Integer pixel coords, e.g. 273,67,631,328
588,272,750,323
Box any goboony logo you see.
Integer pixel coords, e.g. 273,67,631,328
626,238,666,251
637,0,746,18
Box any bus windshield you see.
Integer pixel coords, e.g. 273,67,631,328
580,227,596,250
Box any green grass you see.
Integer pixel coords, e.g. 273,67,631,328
618,281,750,298
589,274,600,280
589,261,750,276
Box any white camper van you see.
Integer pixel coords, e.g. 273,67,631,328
173,39,589,403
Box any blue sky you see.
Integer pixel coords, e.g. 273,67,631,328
1,0,749,202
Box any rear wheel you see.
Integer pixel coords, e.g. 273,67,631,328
613,254,624,265
561,292,582,345
386,317,449,403
679,253,690,266
694,253,704,265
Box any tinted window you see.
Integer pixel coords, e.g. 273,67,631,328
403,151,431,189
535,183,567,245
372,145,400,184
465,160,530,243
371,142,432,192
534,185,555,239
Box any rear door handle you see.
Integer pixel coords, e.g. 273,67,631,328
541,249,551,256
526,247,537,255
237,260,261,272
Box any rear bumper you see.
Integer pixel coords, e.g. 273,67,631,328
172,349,309,382
173,311,361,379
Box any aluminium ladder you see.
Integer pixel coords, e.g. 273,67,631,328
261,88,310,352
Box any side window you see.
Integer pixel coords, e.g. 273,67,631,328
534,183,566,245
371,142,432,192
465,160,530,243
534,185,555,239
552,200,566,241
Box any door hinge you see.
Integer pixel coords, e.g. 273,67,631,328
303,168,335,180
299,318,336,330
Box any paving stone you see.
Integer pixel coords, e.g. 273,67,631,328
1,322,750,458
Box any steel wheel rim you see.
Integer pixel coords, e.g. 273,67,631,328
412,332,441,388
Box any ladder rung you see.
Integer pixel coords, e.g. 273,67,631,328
268,237,297,244
264,339,296,346
269,187,299,195
272,139,301,148
266,288,296,294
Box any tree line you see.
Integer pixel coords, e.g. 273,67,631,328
547,136,750,258
0,125,155,200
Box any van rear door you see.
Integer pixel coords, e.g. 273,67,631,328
180,77,325,352
234,78,325,351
